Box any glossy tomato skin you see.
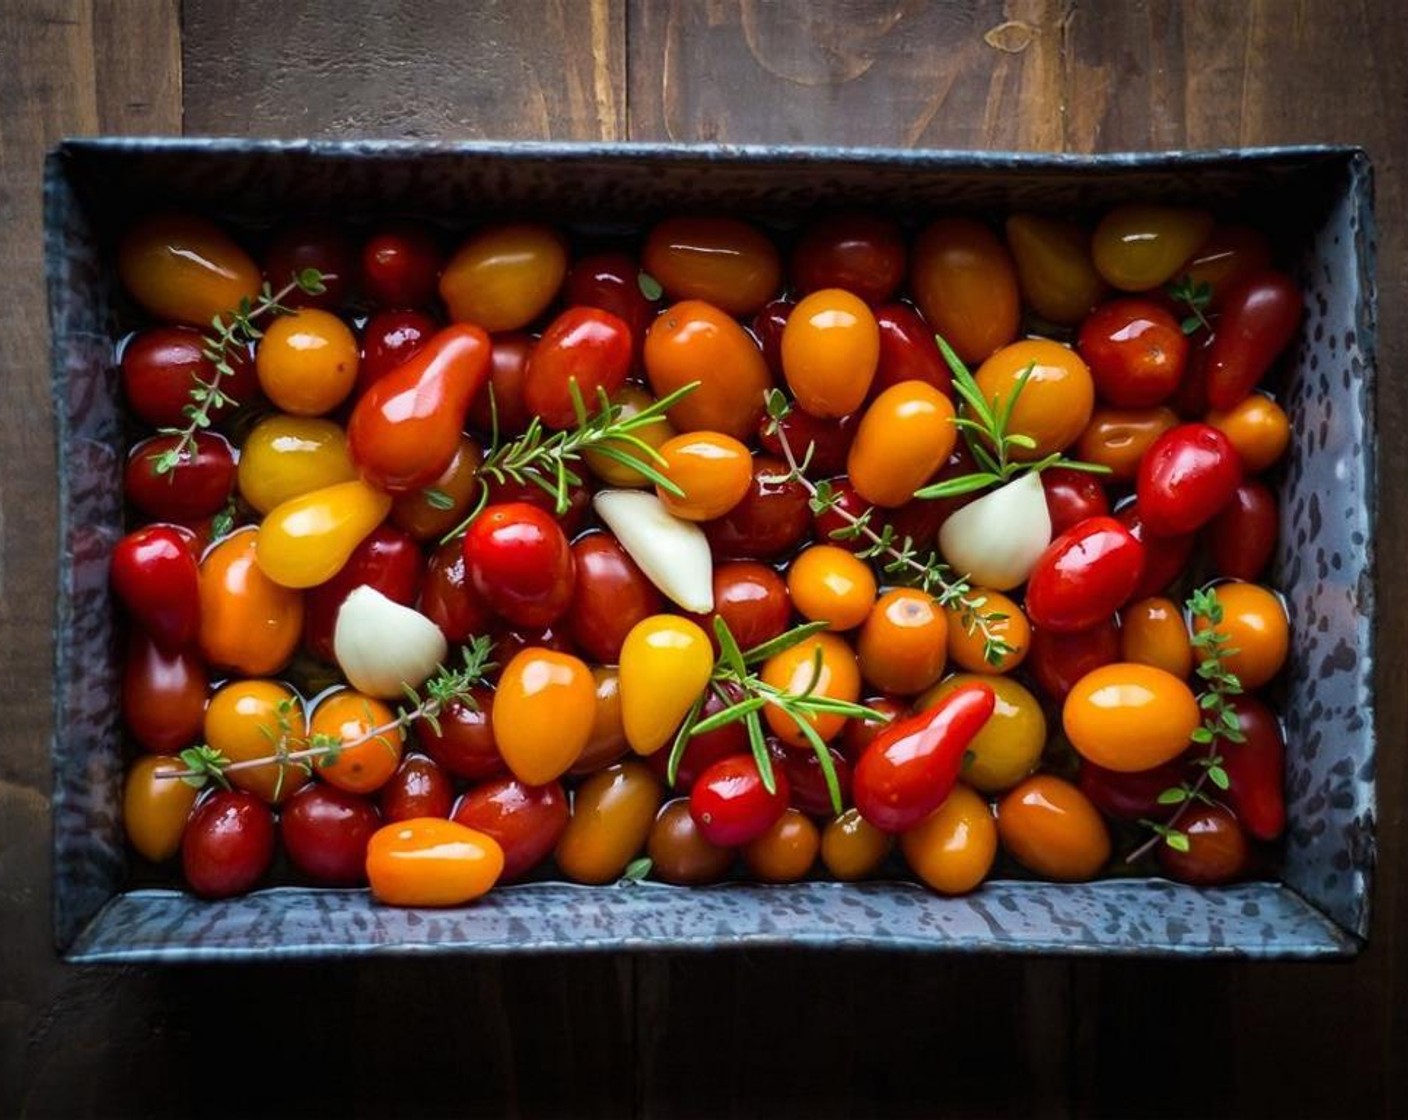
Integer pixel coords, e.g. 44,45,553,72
791,212,906,306
417,687,504,781
1078,756,1189,822
181,790,276,899
751,298,793,377
420,538,495,643
1207,393,1290,473
1092,205,1213,292
467,332,534,436
453,777,569,881
997,775,1111,881
847,380,957,508
910,218,1019,364
900,784,998,895
702,455,811,562
1136,423,1243,536
482,475,592,538
687,562,791,653
360,222,443,308
463,503,576,629
770,740,852,818
302,524,424,662
1076,406,1180,482
872,303,953,399
781,288,880,418
1205,272,1304,410
742,808,820,883
648,799,735,885
198,529,304,677
126,433,236,521
809,477,871,552
1221,694,1287,841
1003,213,1107,325
644,682,748,793
974,339,1095,460
689,754,791,847
644,300,771,440
123,755,199,863
1180,225,1273,307
642,216,781,317
1078,298,1188,407
111,526,201,652
1157,805,1250,885
366,818,504,906
565,533,665,664
1209,480,1278,582
380,754,454,822
282,784,381,886
1117,502,1196,600
761,633,862,747
563,251,659,358
122,326,256,428
1041,467,1110,538
264,219,355,310
358,308,436,394
121,632,208,753
1063,662,1201,773
118,212,260,327
439,222,568,332
1027,618,1121,704
556,761,664,885
1025,516,1144,633
523,307,633,429
757,409,856,478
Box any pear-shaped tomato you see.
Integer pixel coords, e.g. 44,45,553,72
255,480,393,589
619,615,714,756
492,648,596,783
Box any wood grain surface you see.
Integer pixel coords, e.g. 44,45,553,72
2,1,1404,1116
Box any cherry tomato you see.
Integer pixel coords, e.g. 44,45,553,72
997,775,1111,881
1179,225,1273,308
255,479,393,589
771,739,852,818
742,808,820,882
974,340,1095,459
389,436,484,541
1041,466,1110,539
123,754,199,863
820,808,893,881
1191,581,1288,689
256,308,359,416
1025,516,1144,633
1205,272,1304,410
810,477,872,553
752,297,792,377
281,784,381,885
482,475,592,538
557,761,664,885
872,303,952,399
1206,393,1290,473
856,589,949,697
1118,501,1197,600
237,415,358,515
692,562,790,652
656,432,754,521
841,695,907,765
923,674,1045,794
1136,423,1243,535
1004,213,1106,325
366,818,504,906
900,784,997,895
380,754,454,822
360,222,442,308
126,432,236,521
1092,205,1214,291
648,799,735,885
944,589,1030,676
466,332,534,436
1120,597,1193,679
309,690,404,795
583,384,677,488
911,218,1019,364
564,250,658,357
847,380,957,508
420,538,494,643
781,288,880,418
642,216,781,316
203,679,309,804
1027,618,1120,704
524,307,633,429
122,635,208,756
182,790,276,899
440,222,567,332
1208,480,1278,581
121,326,257,428
263,219,355,310
574,667,630,774
416,687,503,780
1064,662,1200,772
493,648,596,784
198,529,304,676
645,682,748,793
791,212,906,306
645,300,771,441
463,503,575,629
1078,299,1188,407
111,525,201,652
565,533,665,664
118,213,260,327
1156,805,1249,885
1173,329,1215,419
761,633,862,747
689,754,790,847
787,545,877,632
1076,406,1180,481
358,308,437,394
452,777,569,881
1221,694,1286,841
619,615,714,756
1078,756,1188,822
702,455,810,562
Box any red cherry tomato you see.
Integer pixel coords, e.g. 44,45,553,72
852,683,996,834
482,475,592,538
125,433,236,521
872,303,952,400
463,503,576,629
466,332,534,436
840,695,907,765
751,298,792,377
1025,516,1145,633
690,562,791,652
1078,756,1188,821
1205,272,1304,410
264,219,355,310
757,409,857,479
1041,466,1111,539
121,632,207,753
1136,423,1243,535
1078,298,1189,407
702,455,811,562
110,526,201,652
523,307,633,429
645,682,749,793
416,687,504,781
1117,502,1197,600
791,212,906,306
1220,695,1286,841
689,754,791,847
1208,479,1279,582
810,476,872,553
493,622,578,665
420,538,495,643
1027,619,1121,704
358,308,436,394
360,222,443,308
1157,804,1250,885
303,524,424,662
563,250,658,359
380,754,454,822
121,326,257,428
564,533,665,664
1173,330,1215,419
181,790,276,899
771,740,852,818
452,777,569,881
281,784,381,885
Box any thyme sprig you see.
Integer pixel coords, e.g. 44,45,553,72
151,268,329,476
1128,587,1247,861
1167,276,1214,336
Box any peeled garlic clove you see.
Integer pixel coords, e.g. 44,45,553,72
592,489,715,613
937,470,1052,591
334,585,448,699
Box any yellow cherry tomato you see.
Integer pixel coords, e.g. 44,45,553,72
310,690,404,794
204,679,310,804
1004,213,1107,325
255,309,359,416
366,818,504,907
1121,596,1193,679
922,674,1045,794
944,589,1030,675
1192,582,1289,690
198,529,304,676
118,212,261,327
900,784,997,895
255,480,393,589
1092,205,1215,292
911,217,1020,365
1075,406,1180,481
619,616,714,756
493,648,597,782
760,633,862,747
556,761,664,885
655,431,753,521
743,809,820,883
583,385,676,487
781,288,880,418
124,754,200,862
856,589,948,696
1206,394,1291,473
237,415,359,515
572,667,630,775
642,216,782,317
847,380,957,508
1063,662,1200,772
787,545,878,632
974,339,1094,460
820,808,893,881
439,222,568,332
997,775,1111,882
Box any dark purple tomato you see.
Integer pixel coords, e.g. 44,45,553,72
121,632,208,754
281,784,381,886
1205,272,1304,410
872,303,952,399
564,532,664,664
121,326,258,428
303,524,425,662
1078,756,1188,821
647,799,735,885
416,687,505,781
1041,466,1111,539
703,455,811,561
1220,695,1286,841
1136,423,1242,535
1027,619,1121,704
360,222,443,308
463,503,576,629
1208,479,1278,581
263,219,356,310
689,754,791,847
181,790,276,899
771,739,852,817
125,432,236,521
791,212,907,306
420,538,495,643
358,308,437,394
1025,516,1145,633
1157,804,1250,885
379,754,454,822
452,777,569,881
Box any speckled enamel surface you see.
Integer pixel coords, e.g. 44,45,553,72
45,141,1377,961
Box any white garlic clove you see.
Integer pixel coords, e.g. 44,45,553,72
937,470,1052,591
333,585,449,699
591,489,715,613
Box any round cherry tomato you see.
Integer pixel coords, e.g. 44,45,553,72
198,529,304,676
256,308,359,416
483,475,591,538
557,761,664,885
111,526,201,652
692,562,790,652
771,739,852,818
645,300,771,440
1064,662,1200,772
467,332,534,436
1025,516,1144,633
974,340,1095,459
1156,805,1249,885
787,545,877,632
820,808,892,881
574,666,630,774
1041,466,1110,539
118,212,260,327
389,436,484,541
564,250,658,356
944,589,1030,675
123,754,199,863
360,222,442,308
264,219,355,310
122,630,208,754
656,431,753,521
1078,299,1188,407
440,222,568,331
997,775,1111,881
841,695,907,765
182,790,276,899
1078,756,1188,822
1191,581,1288,689
872,303,952,399
619,615,714,756
366,818,504,906
1004,213,1106,325
644,682,748,793
492,648,596,784
1179,225,1273,307
1092,205,1213,291
847,380,956,507
757,406,856,480
689,754,790,847
742,808,819,883
380,754,454,822
922,674,1045,794
791,212,906,306
1120,597,1193,679
420,538,494,643
121,326,257,428
1076,406,1180,481
358,308,437,395
416,688,503,781
642,216,781,316
203,679,309,804
282,784,381,885
810,476,872,553
856,589,949,696
583,385,677,488
309,690,405,795
237,415,358,515
1118,501,1197,600
1205,272,1303,410
254,479,393,589
1028,619,1121,704
702,455,810,562
648,799,735,885
781,288,879,418
464,503,575,629
1206,393,1290,473
126,432,236,521
1136,423,1242,535
761,633,862,747
1221,694,1286,841
565,533,665,664
900,784,997,895
452,776,569,881
524,306,633,429
1208,480,1278,582
911,218,1019,364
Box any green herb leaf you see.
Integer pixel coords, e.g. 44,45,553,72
620,857,653,884
423,487,455,511
637,271,664,301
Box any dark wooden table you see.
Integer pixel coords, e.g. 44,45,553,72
2,2,1404,1116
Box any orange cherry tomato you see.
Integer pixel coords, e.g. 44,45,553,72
656,431,753,521
944,589,1030,675
742,808,820,883
847,380,957,508
1191,581,1289,689
583,385,676,488
1206,394,1291,473
390,435,485,541
787,545,877,632
309,690,405,794
820,808,893,880
910,218,1019,364
644,300,771,441
760,633,862,747
1180,225,1273,308
118,212,261,327
780,288,880,418
556,761,664,885
1004,213,1107,325
492,648,597,782
900,784,997,895
237,415,359,515
124,754,199,862
204,680,310,804
255,480,393,589
642,216,781,317
997,775,1111,881
255,309,359,416
974,340,1094,459
439,223,568,331
1063,662,1200,772
1120,596,1193,679
921,674,1045,794
366,817,504,906
1092,205,1214,292
1075,406,1180,481
856,589,948,696
572,667,629,774
198,529,304,676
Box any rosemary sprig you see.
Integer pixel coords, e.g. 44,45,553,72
151,268,329,476
1166,276,1213,336
1127,587,1247,861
